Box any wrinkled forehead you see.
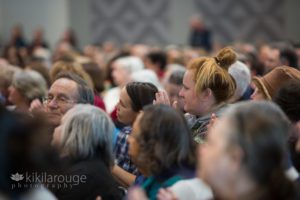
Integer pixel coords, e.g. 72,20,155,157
49,78,79,99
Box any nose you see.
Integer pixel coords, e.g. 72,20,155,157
47,98,59,109
179,88,184,98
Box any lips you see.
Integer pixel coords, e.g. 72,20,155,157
47,112,61,118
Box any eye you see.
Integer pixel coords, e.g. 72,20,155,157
58,96,68,103
47,95,54,101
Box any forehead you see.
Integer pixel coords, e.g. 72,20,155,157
120,86,131,102
49,78,78,97
183,69,195,86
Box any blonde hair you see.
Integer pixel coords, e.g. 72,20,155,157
188,47,237,104
50,61,94,89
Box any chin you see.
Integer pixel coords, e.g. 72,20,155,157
48,114,61,126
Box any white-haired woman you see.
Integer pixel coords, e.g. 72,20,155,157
8,69,47,112
104,56,144,114
51,104,123,200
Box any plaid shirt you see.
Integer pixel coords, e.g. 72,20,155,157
113,126,139,175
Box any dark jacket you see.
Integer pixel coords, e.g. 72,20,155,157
53,158,123,200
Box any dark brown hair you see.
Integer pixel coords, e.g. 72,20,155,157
136,104,195,176
126,82,158,112
226,101,298,199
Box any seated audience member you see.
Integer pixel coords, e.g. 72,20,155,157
127,104,196,200
156,47,236,143
0,105,58,200
274,81,300,174
28,27,49,54
8,70,47,112
251,66,300,101
144,51,167,80
112,82,158,187
263,42,298,73
25,58,51,88
51,104,123,200
130,69,162,90
228,61,251,102
104,56,144,115
51,60,106,111
163,68,186,112
199,101,300,199
30,72,94,128
0,65,21,105
80,60,106,111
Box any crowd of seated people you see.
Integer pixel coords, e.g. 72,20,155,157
1,24,300,200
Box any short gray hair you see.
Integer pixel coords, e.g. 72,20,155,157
115,56,144,73
59,104,115,167
12,70,47,102
55,72,94,104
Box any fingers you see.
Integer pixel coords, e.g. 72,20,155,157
154,91,171,106
29,98,45,114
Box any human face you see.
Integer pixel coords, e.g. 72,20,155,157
179,69,205,115
165,83,184,111
250,85,266,101
198,117,236,192
45,78,78,127
112,61,130,87
128,113,143,165
116,87,138,125
264,48,280,73
8,85,26,105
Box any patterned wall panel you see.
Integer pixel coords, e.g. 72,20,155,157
193,0,285,44
90,0,170,45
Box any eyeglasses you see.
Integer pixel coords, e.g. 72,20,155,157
43,95,75,106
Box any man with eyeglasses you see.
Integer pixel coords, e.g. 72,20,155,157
30,72,94,127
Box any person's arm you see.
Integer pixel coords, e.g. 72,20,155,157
112,165,136,188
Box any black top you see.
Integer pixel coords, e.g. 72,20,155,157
53,158,123,200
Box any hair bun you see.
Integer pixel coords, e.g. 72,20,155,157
215,47,237,70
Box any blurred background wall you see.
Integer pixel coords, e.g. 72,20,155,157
0,0,299,49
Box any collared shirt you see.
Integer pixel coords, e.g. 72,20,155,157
113,126,139,175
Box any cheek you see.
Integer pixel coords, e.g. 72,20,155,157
198,146,220,179
61,104,74,115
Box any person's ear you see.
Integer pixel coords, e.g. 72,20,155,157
201,88,213,101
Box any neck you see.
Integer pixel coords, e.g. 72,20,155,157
201,101,225,117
